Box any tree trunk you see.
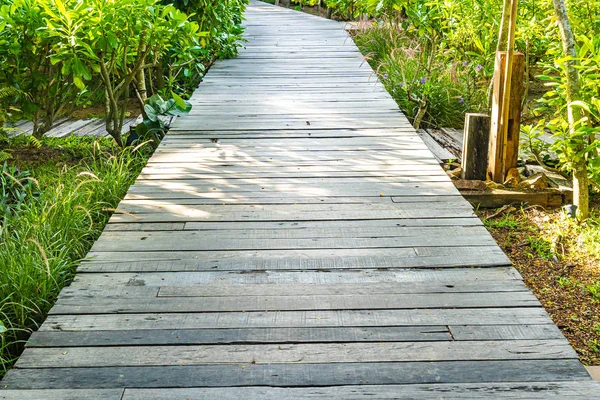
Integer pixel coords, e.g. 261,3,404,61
136,68,148,113
156,63,165,92
552,0,589,220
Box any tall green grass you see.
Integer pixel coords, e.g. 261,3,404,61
0,138,151,375
354,24,488,129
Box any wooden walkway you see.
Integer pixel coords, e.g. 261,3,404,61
1,1,598,398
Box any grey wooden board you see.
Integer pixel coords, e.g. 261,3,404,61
115,196,466,206
60,280,528,299
28,326,453,348
81,245,511,268
1,360,590,389
15,340,576,368
80,248,512,271
121,383,599,400
4,0,594,394
102,216,481,231
117,382,600,400
28,323,566,348
28,325,450,348
49,292,541,314
89,233,497,252
72,268,520,287
449,324,565,341
0,389,124,400
41,308,552,332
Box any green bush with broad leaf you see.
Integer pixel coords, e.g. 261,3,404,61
0,0,248,143
134,93,192,143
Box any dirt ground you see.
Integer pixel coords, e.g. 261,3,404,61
478,199,600,365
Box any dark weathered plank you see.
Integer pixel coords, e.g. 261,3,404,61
16,340,576,368
2,360,590,389
28,326,452,348
0,389,124,400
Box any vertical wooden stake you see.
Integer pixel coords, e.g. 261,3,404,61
488,52,525,183
462,114,491,181
499,0,519,179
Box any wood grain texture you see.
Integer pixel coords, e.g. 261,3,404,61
3,0,596,395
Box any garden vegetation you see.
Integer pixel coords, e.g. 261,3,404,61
0,0,249,377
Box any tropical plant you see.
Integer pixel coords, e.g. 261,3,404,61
133,93,192,142
0,0,82,138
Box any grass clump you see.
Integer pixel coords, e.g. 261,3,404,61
353,23,488,129
0,135,151,376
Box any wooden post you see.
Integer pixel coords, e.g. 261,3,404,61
488,0,523,183
462,114,491,181
488,52,525,182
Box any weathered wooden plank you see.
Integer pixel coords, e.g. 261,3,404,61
90,234,496,252
2,360,589,389
96,225,490,242
28,323,564,348
58,280,528,302
50,291,540,314
28,326,452,348
71,266,521,285
16,340,575,368
41,308,550,332
118,382,600,399
450,324,565,341
80,246,511,271
0,389,124,400
154,281,529,297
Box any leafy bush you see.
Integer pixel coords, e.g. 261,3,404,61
0,0,83,138
0,0,248,142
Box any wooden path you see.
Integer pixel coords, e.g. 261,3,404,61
1,1,598,398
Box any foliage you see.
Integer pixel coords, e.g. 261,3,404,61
0,136,151,376
0,0,83,138
39,0,200,146
134,93,192,142
164,0,249,59
0,162,39,218
534,32,600,188
0,0,248,142
354,21,487,128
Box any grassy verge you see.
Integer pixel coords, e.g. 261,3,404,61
478,200,600,365
0,135,152,376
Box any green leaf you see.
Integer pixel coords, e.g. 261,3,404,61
73,76,85,90
171,92,186,110
144,104,158,122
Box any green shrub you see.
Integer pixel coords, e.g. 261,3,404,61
355,23,487,129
